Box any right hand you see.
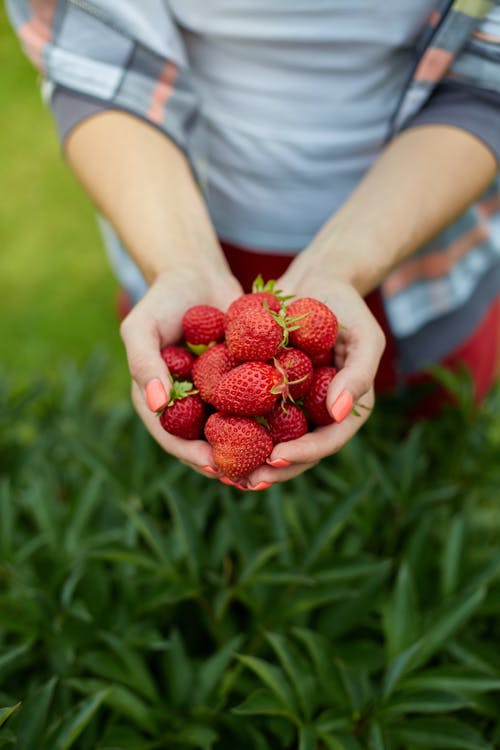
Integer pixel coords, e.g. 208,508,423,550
120,265,242,477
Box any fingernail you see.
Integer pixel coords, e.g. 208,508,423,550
219,476,238,486
331,390,353,423
249,481,273,491
202,465,218,475
266,457,292,468
146,378,168,412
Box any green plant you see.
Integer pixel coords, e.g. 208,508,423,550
1,355,500,748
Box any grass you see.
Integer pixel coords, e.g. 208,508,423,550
0,7,128,398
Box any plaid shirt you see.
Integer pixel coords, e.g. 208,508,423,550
6,0,500,345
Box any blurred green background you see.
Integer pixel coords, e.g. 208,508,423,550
0,6,128,398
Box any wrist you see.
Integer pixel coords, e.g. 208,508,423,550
298,220,392,296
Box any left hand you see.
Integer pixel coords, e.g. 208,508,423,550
245,271,386,488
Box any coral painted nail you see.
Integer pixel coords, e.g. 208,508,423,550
331,390,353,423
202,465,218,475
146,378,168,412
266,457,292,468
219,476,238,486
250,481,273,491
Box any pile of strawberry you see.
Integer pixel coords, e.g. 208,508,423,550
157,277,341,479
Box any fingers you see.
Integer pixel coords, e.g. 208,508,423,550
120,293,177,414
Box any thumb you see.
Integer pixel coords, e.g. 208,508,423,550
326,326,385,421
120,310,174,414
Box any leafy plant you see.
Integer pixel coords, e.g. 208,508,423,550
1,355,500,748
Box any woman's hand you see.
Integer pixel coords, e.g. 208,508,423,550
120,265,242,478
245,272,386,488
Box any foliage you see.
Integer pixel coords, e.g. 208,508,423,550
1,354,500,749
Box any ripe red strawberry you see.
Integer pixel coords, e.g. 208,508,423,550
192,343,239,403
212,362,282,416
225,306,284,361
225,291,282,328
287,298,338,357
275,348,313,400
159,382,206,439
266,403,308,444
160,345,195,380
182,305,225,347
205,412,274,478
303,366,338,426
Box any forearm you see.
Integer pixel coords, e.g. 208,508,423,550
65,110,229,285
300,125,497,295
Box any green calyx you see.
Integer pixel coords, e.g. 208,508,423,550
264,300,310,348
186,341,214,356
168,380,198,406
271,357,309,407
251,274,295,304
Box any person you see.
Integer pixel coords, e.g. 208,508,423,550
7,0,500,490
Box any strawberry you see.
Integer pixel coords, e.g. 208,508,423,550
224,275,289,328
303,366,338,426
160,344,195,380
182,305,225,347
287,298,338,356
192,343,239,403
225,305,284,361
224,291,282,328
212,362,282,416
275,348,313,400
159,381,206,439
205,412,274,478
266,403,308,444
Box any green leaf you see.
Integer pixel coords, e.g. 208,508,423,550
383,586,486,697
238,542,287,584
266,632,315,720
283,582,352,617
163,630,193,708
398,424,424,499
400,667,500,695
322,568,389,639
86,547,158,571
232,688,296,721
298,725,316,750
368,722,387,750
64,472,104,554
236,654,298,714
0,641,34,675
389,717,491,749
264,486,291,565
0,705,20,729
67,679,156,734
383,561,419,659
383,688,474,716
163,486,202,582
16,677,58,750
441,515,465,597
118,502,175,574
292,627,350,709
319,733,364,750
53,690,109,750
303,486,368,569
174,724,218,749
0,480,14,559
100,632,159,702
193,634,244,705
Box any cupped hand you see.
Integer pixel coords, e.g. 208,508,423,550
245,272,386,488
120,264,242,477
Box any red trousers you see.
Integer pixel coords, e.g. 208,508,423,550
221,241,500,407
